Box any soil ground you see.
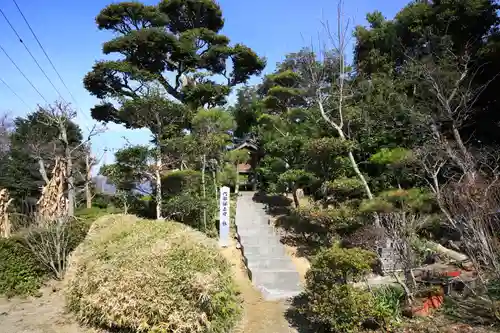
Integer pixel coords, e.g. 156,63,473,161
0,281,97,333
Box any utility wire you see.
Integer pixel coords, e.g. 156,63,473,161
0,7,66,102
0,44,48,103
12,0,98,136
12,0,80,109
0,76,32,111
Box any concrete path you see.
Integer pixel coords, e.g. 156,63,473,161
235,191,302,301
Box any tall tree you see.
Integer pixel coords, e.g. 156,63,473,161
84,0,265,218
0,107,88,214
192,108,234,229
85,0,265,117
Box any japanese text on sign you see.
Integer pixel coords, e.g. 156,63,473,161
219,186,230,247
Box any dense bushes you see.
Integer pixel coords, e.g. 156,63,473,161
65,214,241,333
296,245,394,332
277,204,366,252
0,207,112,297
162,170,217,232
0,236,48,297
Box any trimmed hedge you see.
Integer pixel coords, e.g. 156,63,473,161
65,214,241,333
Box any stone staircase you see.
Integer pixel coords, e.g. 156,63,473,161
235,192,302,301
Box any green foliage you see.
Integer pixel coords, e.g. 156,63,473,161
100,145,153,192
296,246,386,332
86,0,265,116
359,197,394,214
255,155,288,191
0,110,86,208
372,285,405,325
285,205,363,244
162,170,217,232
218,163,237,187
300,284,378,333
379,188,435,212
322,177,365,199
306,245,376,286
162,169,203,196
75,207,121,223
65,214,241,333
370,147,413,166
277,169,316,190
230,86,262,138
0,236,48,297
227,148,249,165
192,108,235,163
360,188,435,214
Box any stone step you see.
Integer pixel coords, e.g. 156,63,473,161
235,191,304,301
258,287,303,301
239,237,282,247
247,258,296,271
250,269,302,300
241,244,286,258
236,226,276,238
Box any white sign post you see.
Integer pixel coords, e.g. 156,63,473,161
219,186,230,247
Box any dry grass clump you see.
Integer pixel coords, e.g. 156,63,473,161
64,214,241,333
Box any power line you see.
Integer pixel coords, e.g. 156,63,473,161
0,76,32,111
0,7,66,102
12,0,98,136
12,0,80,109
0,44,48,103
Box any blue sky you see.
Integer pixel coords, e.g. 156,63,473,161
0,0,407,171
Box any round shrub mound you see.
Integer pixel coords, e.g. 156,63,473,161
64,214,241,333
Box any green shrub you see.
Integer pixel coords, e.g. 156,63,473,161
301,284,378,333
75,206,120,222
372,285,405,327
162,169,207,196
281,206,363,248
306,245,376,287
65,214,241,333
162,170,218,233
297,246,381,332
0,236,48,297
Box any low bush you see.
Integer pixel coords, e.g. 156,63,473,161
0,209,110,297
301,284,378,332
0,236,48,297
278,205,364,249
372,285,405,327
65,214,241,333
23,216,94,280
297,245,387,332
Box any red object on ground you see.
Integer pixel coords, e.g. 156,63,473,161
411,295,444,317
444,270,461,277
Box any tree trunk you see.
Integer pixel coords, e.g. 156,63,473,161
235,169,240,195
123,196,128,215
201,154,207,231
292,187,300,208
212,169,218,204
318,100,377,207
37,159,50,185
60,125,75,217
85,151,92,209
451,123,475,175
155,146,162,220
